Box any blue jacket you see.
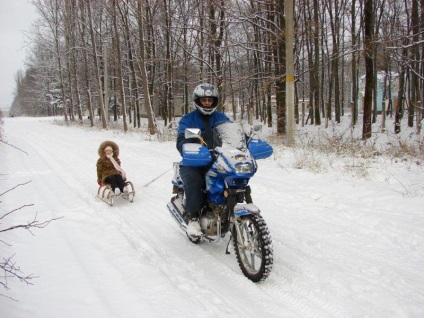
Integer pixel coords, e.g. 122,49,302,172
176,110,230,155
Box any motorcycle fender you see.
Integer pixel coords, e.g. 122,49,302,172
234,203,260,217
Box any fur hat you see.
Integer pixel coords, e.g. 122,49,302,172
98,140,120,157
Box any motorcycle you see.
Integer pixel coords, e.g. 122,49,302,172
167,122,274,282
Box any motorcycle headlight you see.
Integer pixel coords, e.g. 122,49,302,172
234,162,253,174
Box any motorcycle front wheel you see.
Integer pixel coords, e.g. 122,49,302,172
233,214,273,282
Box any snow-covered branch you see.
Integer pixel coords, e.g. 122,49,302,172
0,182,61,299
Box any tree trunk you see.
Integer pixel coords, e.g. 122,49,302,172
138,0,157,135
52,0,68,122
87,0,107,129
163,0,172,126
64,0,75,121
410,0,419,131
362,0,374,139
113,0,128,132
351,0,358,127
120,2,141,128
78,0,94,127
313,0,321,126
270,0,286,134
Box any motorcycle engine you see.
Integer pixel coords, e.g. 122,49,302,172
200,203,226,236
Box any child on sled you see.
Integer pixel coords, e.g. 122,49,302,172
96,140,127,195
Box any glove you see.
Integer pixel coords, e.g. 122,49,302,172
97,180,102,186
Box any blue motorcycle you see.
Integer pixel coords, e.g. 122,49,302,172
167,122,274,282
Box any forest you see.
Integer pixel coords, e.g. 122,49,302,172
9,0,424,140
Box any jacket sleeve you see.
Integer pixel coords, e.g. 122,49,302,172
96,158,102,180
176,133,187,155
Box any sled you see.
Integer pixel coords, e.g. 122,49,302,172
97,181,135,206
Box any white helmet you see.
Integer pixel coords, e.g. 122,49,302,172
192,83,219,115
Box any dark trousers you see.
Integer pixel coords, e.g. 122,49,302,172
104,174,126,192
179,165,207,219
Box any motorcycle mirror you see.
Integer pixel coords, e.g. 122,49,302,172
248,124,262,140
185,128,201,140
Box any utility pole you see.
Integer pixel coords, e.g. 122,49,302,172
285,0,295,146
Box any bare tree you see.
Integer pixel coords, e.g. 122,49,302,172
119,2,141,128
78,0,95,127
410,0,420,132
137,0,158,135
363,0,374,139
269,0,286,134
162,0,173,126
65,0,83,122
0,181,61,300
87,0,108,129
351,0,360,127
32,0,69,121
112,0,128,132
10,0,419,139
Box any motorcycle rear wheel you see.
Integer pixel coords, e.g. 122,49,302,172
233,214,273,282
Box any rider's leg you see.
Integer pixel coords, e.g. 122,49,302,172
115,174,126,192
179,166,205,219
104,175,122,193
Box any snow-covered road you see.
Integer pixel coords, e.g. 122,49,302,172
1,117,423,317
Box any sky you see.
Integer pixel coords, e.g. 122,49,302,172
0,0,37,111
0,116,423,317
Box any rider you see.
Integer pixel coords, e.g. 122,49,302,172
97,140,127,195
177,83,230,236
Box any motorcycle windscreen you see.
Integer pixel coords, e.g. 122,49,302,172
181,143,212,166
248,139,273,159
213,122,247,151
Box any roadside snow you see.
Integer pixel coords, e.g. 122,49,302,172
1,117,423,318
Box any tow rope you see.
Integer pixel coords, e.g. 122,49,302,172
141,168,172,188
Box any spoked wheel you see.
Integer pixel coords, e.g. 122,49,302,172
232,214,273,282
